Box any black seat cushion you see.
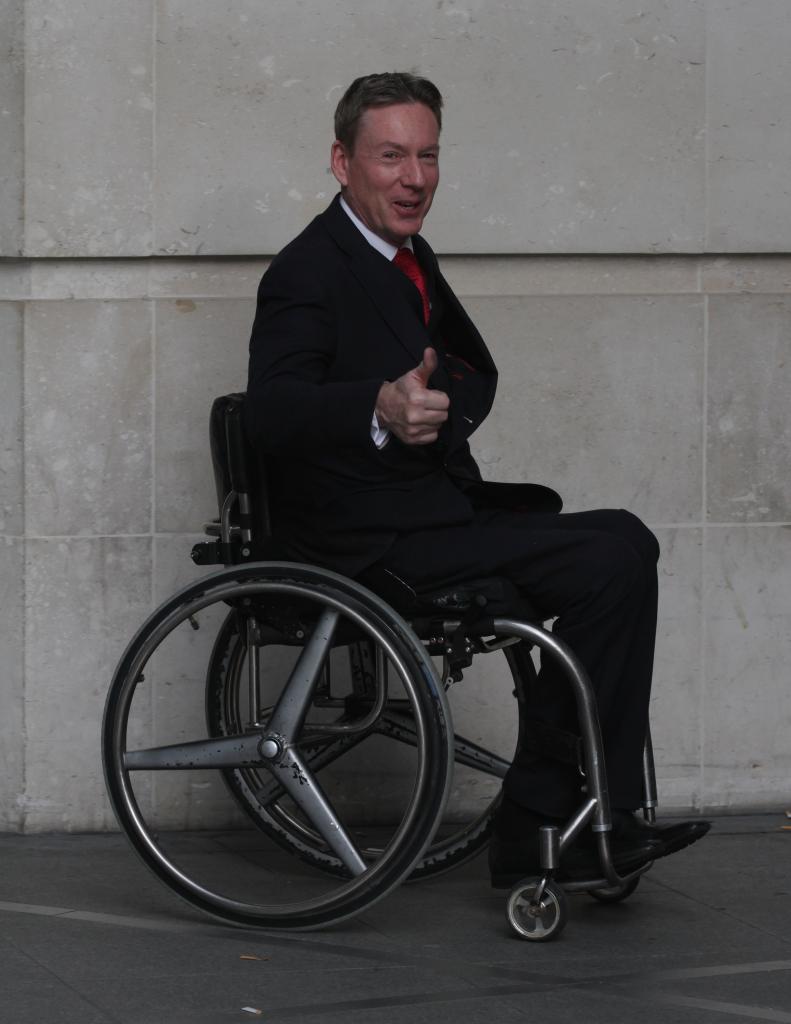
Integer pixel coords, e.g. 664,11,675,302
359,566,541,623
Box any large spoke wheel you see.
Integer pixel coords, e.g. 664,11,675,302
102,563,452,930
206,610,533,879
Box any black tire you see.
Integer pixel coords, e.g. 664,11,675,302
507,878,568,941
206,612,532,879
102,563,452,930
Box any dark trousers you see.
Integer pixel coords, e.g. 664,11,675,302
373,507,660,817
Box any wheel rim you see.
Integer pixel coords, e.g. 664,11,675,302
507,882,565,940
102,565,452,929
206,615,528,878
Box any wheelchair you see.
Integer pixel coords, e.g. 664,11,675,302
102,394,659,941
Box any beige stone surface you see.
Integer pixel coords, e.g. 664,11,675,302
154,0,705,255
468,294,704,523
23,536,152,831
701,257,791,295
0,0,24,256
651,527,703,810
0,538,24,829
24,1,153,256
703,526,791,809
446,256,700,298
707,0,791,251
0,261,30,299
707,295,791,523
24,300,152,536
154,298,252,533
0,302,23,535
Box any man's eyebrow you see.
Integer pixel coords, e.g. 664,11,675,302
375,141,440,152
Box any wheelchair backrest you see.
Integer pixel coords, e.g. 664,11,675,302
208,392,273,557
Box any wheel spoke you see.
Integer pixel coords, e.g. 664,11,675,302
451,732,510,778
377,712,510,779
124,733,263,770
374,707,420,747
269,746,366,876
266,608,340,738
250,731,368,806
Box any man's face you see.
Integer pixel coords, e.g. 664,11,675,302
331,102,440,247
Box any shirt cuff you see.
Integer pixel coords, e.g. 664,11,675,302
371,411,390,449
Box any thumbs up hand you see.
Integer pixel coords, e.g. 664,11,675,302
375,347,450,445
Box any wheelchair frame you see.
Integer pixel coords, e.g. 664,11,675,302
102,393,659,941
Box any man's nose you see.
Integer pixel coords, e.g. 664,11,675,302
401,157,426,188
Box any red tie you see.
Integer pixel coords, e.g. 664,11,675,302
393,247,430,324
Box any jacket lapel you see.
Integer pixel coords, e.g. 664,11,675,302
321,197,429,365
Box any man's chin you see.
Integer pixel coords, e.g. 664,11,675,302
389,213,424,241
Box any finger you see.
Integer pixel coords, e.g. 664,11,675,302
404,428,439,445
413,347,438,386
420,389,450,411
406,412,447,431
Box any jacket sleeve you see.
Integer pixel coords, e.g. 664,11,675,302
244,260,383,456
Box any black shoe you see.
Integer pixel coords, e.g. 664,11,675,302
610,811,711,859
489,805,658,889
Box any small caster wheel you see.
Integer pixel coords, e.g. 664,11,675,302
507,878,568,941
588,876,640,904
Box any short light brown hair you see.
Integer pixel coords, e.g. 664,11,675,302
334,72,443,152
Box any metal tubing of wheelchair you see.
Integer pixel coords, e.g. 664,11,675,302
269,745,367,876
124,732,265,770
220,490,237,546
317,647,389,736
559,796,598,852
492,619,612,836
266,608,340,739
246,617,262,729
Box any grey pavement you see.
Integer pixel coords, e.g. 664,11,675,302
1,814,789,1024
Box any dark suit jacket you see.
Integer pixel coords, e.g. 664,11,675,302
245,195,561,576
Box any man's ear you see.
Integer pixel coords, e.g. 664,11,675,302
330,140,349,187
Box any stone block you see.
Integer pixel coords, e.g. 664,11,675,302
153,2,334,256
0,261,30,300
149,259,269,299
154,298,252,533
0,0,24,256
468,294,704,523
702,257,791,295
445,255,700,298
703,526,791,809
707,295,791,522
154,0,704,255
24,1,153,255
0,302,23,534
24,300,152,536
24,537,152,831
29,261,151,301
651,527,703,810
707,0,791,251
0,537,24,829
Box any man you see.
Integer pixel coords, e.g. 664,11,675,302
245,72,708,885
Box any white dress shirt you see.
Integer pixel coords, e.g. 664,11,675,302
339,196,418,449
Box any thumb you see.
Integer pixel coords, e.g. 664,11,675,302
414,347,438,386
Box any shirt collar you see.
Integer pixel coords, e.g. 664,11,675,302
339,195,414,261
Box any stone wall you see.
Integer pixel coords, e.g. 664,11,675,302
1,0,790,829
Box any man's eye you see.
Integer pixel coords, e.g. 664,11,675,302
382,152,400,160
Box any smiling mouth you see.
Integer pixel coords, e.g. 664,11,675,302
394,200,421,212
